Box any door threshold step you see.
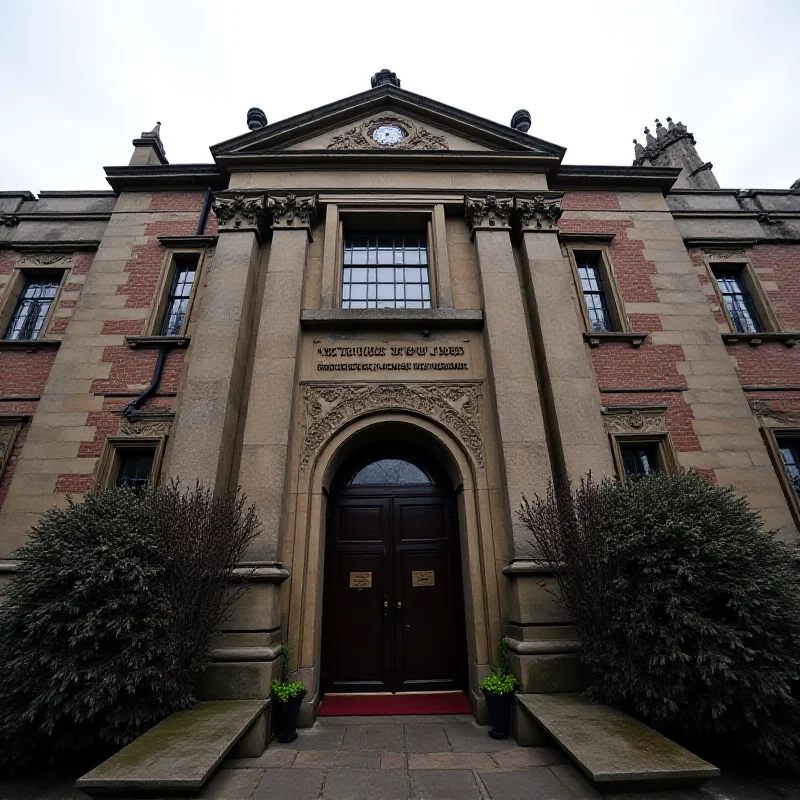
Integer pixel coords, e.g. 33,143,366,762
318,692,473,716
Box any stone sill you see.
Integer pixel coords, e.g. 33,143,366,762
583,332,648,348
125,335,191,349
502,560,560,577
0,338,61,351
157,235,217,249
722,332,799,348
301,309,484,330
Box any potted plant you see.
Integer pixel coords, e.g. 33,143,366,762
481,637,518,739
271,644,306,743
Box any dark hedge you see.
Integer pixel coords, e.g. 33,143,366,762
520,471,800,769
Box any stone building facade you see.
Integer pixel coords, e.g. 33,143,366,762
1,71,799,729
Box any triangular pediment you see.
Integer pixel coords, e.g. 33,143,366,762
211,86,565,162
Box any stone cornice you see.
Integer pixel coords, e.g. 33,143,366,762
551,164,682,193
104,164,225,193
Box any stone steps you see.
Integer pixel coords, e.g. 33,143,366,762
516,693,720,791
77,699,268,797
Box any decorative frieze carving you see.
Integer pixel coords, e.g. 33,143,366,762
327,116,449,151
749,399,800,427
0,214,20,227
300,382,484,469
515,195,564,231
18,253,73,266
602,405,668,435
268,193,318,229
465,195,513,231
705,250,747,260
211,193,267,234
119,415,173,437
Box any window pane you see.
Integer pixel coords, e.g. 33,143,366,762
620,443,659,479
713,269,763,334
576,255,613,332
116,450,155,489
342,233,431,310
349,458,432,485
160,259,198,336
4,276,61,341
778,440,800,497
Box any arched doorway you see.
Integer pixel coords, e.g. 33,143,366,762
321,442,468,694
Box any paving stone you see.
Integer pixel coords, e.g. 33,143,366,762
410,769,482,799
408,752,497,771
479,767,575,799
273,724,345,752
405,724,452,753
253,768,325,799
490,748,568,769
342,724,406,752
549,763,603,798
322,768,409,799
443,722,518,752
200,767,264,799
223,748,297,769
293,751,382,769
381,752,408,770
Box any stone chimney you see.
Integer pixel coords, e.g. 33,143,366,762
129,122,168,166
632,117,719,189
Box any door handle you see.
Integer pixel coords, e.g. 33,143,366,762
383,596,389,617
396,601,403,610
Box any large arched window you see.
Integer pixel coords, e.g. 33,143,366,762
347,458,433,486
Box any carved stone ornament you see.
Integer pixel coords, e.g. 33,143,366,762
300,382,484,469
119,415,173,437
705,250,747,260
268,194,318,229
748,399,800,427
19,253,73,266
327,116,449,151
465,195,514,231
0,214,19,227
602,406,668,435
211,193,267,233
515,196,564,231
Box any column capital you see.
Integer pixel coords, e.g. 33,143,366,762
514,195,564,232
465,194,513,234
268,193,318,234
211,192,268,240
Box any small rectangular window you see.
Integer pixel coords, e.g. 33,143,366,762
620,443,659,478
342,233,430,309
3,275,61,341
160,256,198,336
778,439,800,500
116,448,156,489
576,253,613,332
712,269,763,334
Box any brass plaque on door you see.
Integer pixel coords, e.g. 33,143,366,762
349,571,372,589
411,570,435,587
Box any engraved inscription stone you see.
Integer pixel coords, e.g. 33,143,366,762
411,570,435,587
314,340,470,374
349,571,373,589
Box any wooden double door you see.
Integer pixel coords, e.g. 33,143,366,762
322,453,467,694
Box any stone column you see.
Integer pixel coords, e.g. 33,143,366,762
466,195,553,556
516,195,613,483
167,192,266,493
238,194,317,561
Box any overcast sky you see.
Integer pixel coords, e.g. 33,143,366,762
2,0,798,194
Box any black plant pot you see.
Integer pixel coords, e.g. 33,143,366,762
276,690,306,743
483,689,514,739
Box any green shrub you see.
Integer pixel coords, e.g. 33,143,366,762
519,471,800,769
0,483,259,772
271,680,306,703
481,671,517,695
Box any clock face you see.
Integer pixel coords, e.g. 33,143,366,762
371,124,405,146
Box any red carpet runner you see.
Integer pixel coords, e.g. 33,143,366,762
317,692,472,716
